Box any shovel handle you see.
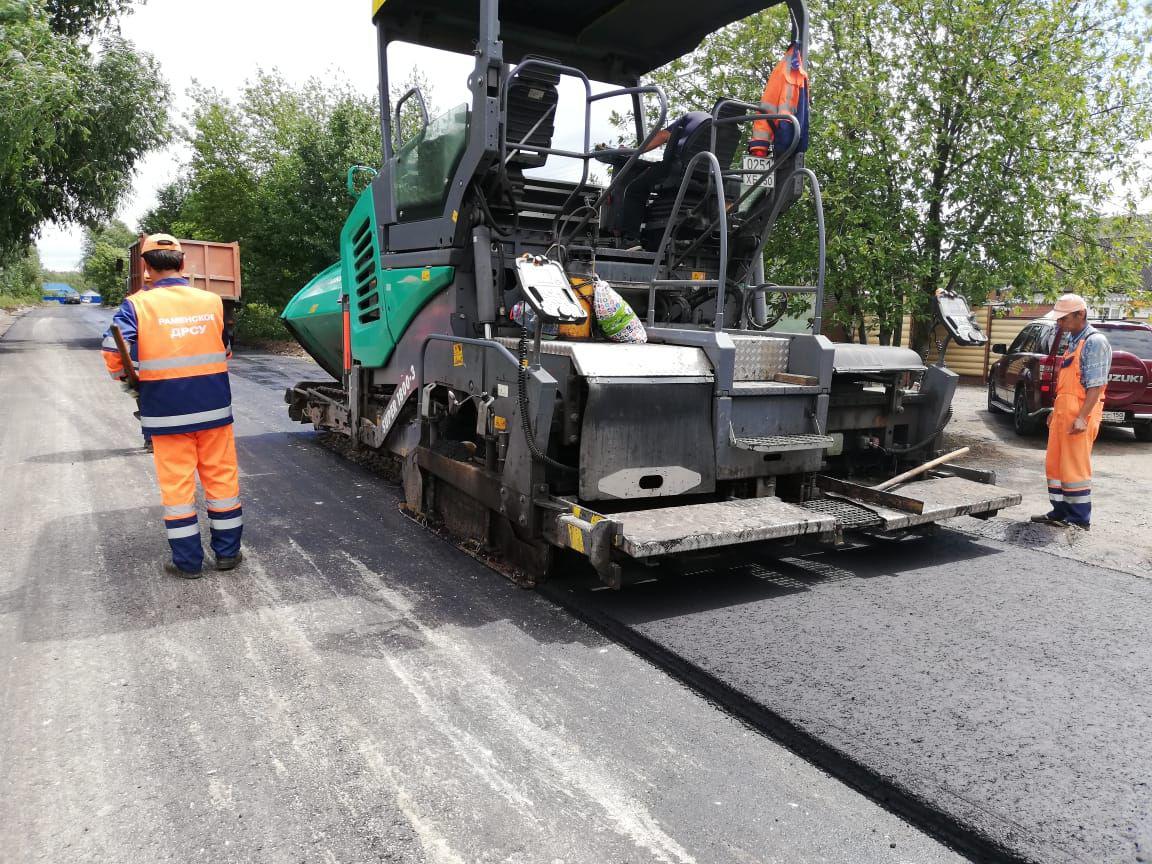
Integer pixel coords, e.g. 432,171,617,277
874,446,970,491
110,325,139,388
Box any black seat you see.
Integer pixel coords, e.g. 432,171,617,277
505,64,561,169
640,102,743,251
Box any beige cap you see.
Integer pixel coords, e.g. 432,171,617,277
1042,293,1087,320
141,233,182,254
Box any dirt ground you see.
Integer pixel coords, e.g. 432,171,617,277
941,382,1152,579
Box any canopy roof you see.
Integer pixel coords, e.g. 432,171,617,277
374,0,791,84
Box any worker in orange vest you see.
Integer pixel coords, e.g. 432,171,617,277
748,42,809,159
1031,293,1112,530
101,234,244,577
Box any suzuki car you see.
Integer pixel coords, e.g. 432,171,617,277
987,320,1152,440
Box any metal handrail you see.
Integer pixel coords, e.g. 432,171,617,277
743,166,826,335
497,58,667,244
666,100,801,270
394,87,429,150
645,150,729,330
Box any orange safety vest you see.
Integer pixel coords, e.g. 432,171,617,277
103,277,233,434
749,43,810,158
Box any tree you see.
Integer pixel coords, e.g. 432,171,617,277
136,177,189,236
0,0,168,259
645,0,1152,343
80,219,135,306
143,71,383,310
43,0,130,37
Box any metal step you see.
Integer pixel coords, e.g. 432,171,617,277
612,497,835,558
731,433,835,453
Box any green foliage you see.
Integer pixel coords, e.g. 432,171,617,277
0,0,169,259
0,245,42,308
140,71,383,313
79,219,134,306
136,177,189,236
646,0,1152,343
234,301,286,343
43,0,130,37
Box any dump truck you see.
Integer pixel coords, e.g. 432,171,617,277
281,0,1021,587
126,236,241,305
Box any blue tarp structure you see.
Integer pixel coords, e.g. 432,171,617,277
42,282,79,303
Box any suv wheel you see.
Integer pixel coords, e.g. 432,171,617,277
987,378,1004,414
1013,387,1041,436
1135,421,1152,443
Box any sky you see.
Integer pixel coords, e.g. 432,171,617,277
36,0,622,271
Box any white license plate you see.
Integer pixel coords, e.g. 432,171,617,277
1102,410,1126,423
742,156,775,188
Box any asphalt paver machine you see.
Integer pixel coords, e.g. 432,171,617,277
282,0,1020,586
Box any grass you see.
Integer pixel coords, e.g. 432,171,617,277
0,293,42,312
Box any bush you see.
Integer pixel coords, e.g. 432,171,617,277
234,301,286,343
0,246,43,309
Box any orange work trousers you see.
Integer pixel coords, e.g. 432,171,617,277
1044,395,1101,527
151,424,243,572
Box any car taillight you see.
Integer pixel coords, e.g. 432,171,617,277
1039,357,1058,392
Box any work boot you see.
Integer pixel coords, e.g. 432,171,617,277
164,561,203,580
1029,514,1067,527
215,550,243,571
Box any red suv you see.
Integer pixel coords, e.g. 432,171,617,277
987,319,1152,440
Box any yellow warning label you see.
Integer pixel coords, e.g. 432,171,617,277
567,523,585,553
452,343,464,367
421,269,431,281
692,271,707,281
451,209,459,223
307,303,319,314
493,415,507,431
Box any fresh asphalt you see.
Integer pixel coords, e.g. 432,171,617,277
548,539,1152,864
1,305,964,863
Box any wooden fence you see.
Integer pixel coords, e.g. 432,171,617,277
860,308,1038,381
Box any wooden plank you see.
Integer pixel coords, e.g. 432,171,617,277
772,372,819,386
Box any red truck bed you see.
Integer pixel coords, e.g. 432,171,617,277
128,237,241,302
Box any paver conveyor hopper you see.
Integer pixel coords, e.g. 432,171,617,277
282,0,1020,586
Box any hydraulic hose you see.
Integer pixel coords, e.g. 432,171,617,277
517,328,578,473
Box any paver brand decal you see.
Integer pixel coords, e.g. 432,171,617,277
381,365,417,438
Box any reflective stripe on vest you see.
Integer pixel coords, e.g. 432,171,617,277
140,405,233,429
139,352,228,371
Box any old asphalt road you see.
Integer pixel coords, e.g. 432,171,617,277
1,305,967,862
